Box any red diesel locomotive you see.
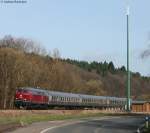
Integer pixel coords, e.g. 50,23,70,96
15,88,49,109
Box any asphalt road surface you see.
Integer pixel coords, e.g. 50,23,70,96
42,116,144,133
11,116,144,133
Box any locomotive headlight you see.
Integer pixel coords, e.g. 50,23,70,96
19,94,23,98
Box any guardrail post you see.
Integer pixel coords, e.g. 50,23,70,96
145,116,149,129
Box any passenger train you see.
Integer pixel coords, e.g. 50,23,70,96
14,87,126,109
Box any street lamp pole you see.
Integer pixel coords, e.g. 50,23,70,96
126,6,131,112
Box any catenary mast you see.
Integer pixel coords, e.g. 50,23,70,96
126,5,131,112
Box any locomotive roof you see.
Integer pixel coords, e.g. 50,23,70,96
48,91,80,98
21,87,46,92
80,94,126,101
79,94,107,99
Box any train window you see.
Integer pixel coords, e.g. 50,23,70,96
112,100,114,104
16,89,22,92
53,96,55,101
78,98,79,102
58,96,60,101
99,99,101,103
22,90,29,93
89,99,91,102
54,96,57,101
52,96,54,101
64,97,66,102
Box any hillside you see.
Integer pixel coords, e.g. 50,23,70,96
0,36,150,109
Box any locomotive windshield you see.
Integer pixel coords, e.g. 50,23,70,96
16,89,22,92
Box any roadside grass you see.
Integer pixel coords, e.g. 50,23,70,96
143,128,150,133
0,112,105,126
143,124,150,133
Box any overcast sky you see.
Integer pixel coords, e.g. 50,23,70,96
0,0,150,76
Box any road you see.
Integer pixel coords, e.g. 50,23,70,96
10,116,144,133
41,116,144,133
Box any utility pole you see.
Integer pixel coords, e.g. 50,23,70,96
126,6,131,112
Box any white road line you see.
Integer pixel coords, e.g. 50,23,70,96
40,116,121,133
40,121,83,133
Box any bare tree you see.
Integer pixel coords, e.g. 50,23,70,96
52,48,61,59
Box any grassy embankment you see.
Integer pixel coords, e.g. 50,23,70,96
0,110,105,126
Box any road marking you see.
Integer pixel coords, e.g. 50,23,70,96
40,121,83,133
40,116,121,133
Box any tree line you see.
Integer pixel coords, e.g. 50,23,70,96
63,59,126,76
0,35,149,109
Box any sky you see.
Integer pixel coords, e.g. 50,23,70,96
0,0,150,76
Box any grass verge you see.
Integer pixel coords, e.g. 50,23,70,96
143,126,150,133
0,112,105,126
